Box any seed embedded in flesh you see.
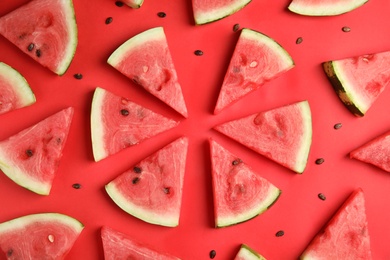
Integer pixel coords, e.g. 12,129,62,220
132,177,140,184
163,187,170,194
209,250,216,259
133,166,142,173
157,12,166,18
120,109,129,116
315,158,325,165
275,230,285,237
232,159,242,165
27,43,35,51
26,149,34,157
48,234,54,243
7,249,13,257
36,49,41,57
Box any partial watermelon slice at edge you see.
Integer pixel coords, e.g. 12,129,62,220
288,0,369,16
234,244,266,260
122,0,144,8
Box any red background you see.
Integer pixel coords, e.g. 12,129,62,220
1,0,390,259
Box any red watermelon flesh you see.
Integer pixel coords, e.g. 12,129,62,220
210,139,281,228
0,213,84,260
107,27,188,118
122,0,144,8
105,137,188,227
0,62,35,115
0,107,73,195
0,0,78,75
192,0,252,25
101,226,180,259
350,130,390,172
214,101,312,173
214,28,294,114
90,87,179,162
323,51,390,116
288,0,369,16
300,188,372,259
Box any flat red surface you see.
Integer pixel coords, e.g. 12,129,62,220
1,0,390,259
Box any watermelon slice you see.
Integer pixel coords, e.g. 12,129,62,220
192,0,252,25
122,0,144,8
210,139,281,227
0,62,35,115
300,188,372,259
350,130,390,172
101,226,180,259
215,101,312,173
107,27,188,118
288,0,369,16
323,51,390,117
0,107,73,195
0,213,83,259
214,28,294,114
234,244,266,260
91,87,179,162
0,0,77,75
105,137,188,227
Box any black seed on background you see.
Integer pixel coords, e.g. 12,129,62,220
296,37,303,44
342,26,351,32
26,149,33,157
209,250,216,259
132,177,140,184
275,230,285,237
194,50,203,56
133,166,142,173
120,109,129,116
36,49,41,57
233,23,240,32
105,17,113,24
27,43,34,51
74,73,83,80
315,158,325,165
157,12,166,18
72,183,81,189
115,1,124,7
334,123,342,129
318,193,326,200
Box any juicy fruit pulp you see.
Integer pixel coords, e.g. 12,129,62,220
214,28,294,114
323,50,390,116
90,87,178,161
0,62,35,115
210,139,281,228
192,0,252,25
107,27,188,118
234,244,266,260
0,0,78,75
288,0,369,16
105,137,188,227
0,213,84,260
0,107,73,195
215,101,312,173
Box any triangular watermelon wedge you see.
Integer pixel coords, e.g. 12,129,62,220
90,87,179,162
0,213,83,259
210,139,281,228
323,50,390,117
0,107,73,195
234,244,266,260
350,130,390,172
0,62,36,115
192,0,252,25
105,137,188,227
0,0,78,75
101,226,180,259
214,101,312,173
288,0,369,16
122,0,144,8
214,28,294,114
300,188,372,259
107,27,188,118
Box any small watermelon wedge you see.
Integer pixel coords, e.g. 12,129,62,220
323,51,390,116
101,226,180,259
0,0,78,75
215,101,312,173
0,213,83,259
192,0,252,25
0,107,73,195
350,130,390,172
210,139,281,228
300,188,372,259
91,87,179,162
108,27,188,118
105,137,188,227
214,28,294,114
234,244,266,260
122,0,144,8
0,62,35,115
288,0,369,16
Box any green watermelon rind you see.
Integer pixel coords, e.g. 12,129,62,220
295,101,312,173
288,0,369,16
193,0,252,25
0,62,36,112
123,0,144,8
236,244,266,260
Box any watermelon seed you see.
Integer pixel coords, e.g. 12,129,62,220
194,50,204,56
72,183,81,189
36,49,42,57
232,158,242,165
334,123,342,129
133,166,142,173
275,230,285,237
233,23,240,32
26,149,34,157
157,12,166,18
27,43,35,51
318,193,326,201
163,187,170,194
296,37,303,44
74,73,83,80
132,177,140,184
7,249,13,257
315,158,325,165
120,109,129,116
342,26,351,32
209,250,217,259
48,234,54,243
105,17,113,24
115,1,124,7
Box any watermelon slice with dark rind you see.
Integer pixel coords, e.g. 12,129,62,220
300,188,372,259
0,0,78,75
0,213,83,259
350,130,390,172
210,139,281,228
323,51,390,117
288,0,369,16
101,226,180,259
214,101,312,173
122,0,144,8
214,28,294,114
91,87,179,162
0,107,73,195
0,62,35,115
105,137,188,227
234,244,266,260
192,0,252,25
107,27,188,118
